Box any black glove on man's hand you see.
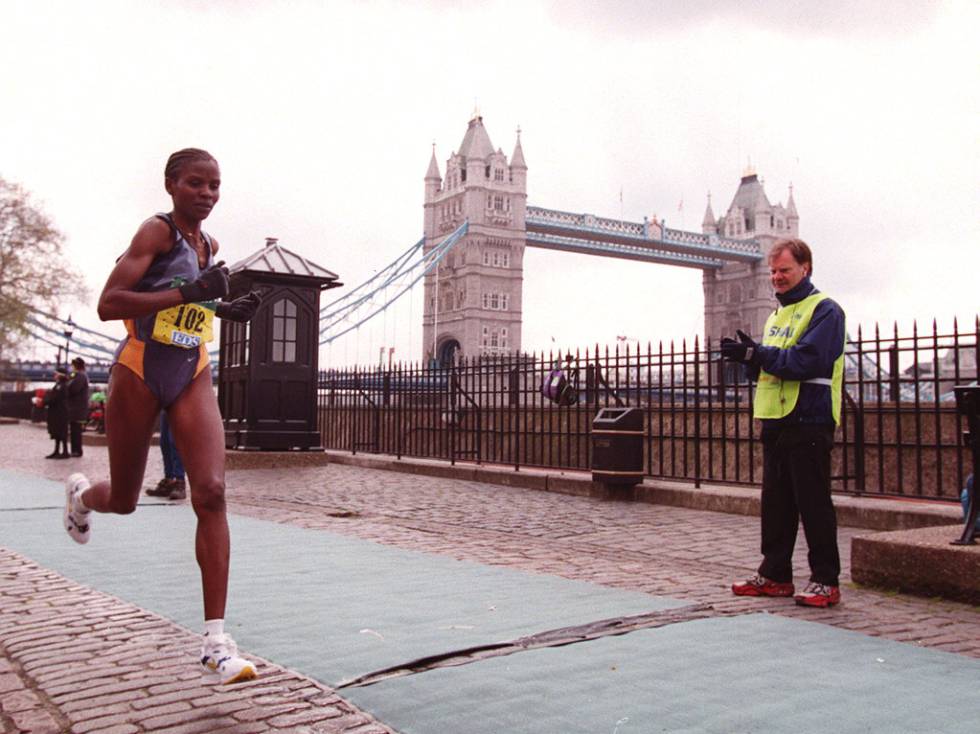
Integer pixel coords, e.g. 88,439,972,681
178,261,229,303
720,338,745,362
216,291,262,323
720,330,759,364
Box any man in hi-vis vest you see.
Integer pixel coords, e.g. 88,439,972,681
721,238,846,608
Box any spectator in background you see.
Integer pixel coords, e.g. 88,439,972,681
67,357,90,457
145,413,187,500
87,388,106,433
44,368,70,459
962,474,978,531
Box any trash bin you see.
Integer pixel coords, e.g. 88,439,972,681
591,407,644,486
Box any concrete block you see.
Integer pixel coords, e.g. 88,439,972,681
851,525,980,604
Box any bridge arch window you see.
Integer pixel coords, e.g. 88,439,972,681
494,168,504,182
271,298,297,363
493,195,504,211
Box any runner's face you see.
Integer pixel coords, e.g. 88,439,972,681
167,159,220,222
769,249,808,295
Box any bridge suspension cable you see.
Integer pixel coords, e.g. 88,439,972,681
27,306,121,349
19,325,111,365
23,305,221,361
24,311,117,359
319,221,468,346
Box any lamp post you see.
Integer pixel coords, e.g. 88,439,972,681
63,315,75,371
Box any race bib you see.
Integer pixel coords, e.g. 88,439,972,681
151,302,216,348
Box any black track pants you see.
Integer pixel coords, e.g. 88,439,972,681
757,424,841,586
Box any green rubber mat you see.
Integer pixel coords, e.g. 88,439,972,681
346,613,980,734
0,469,683,685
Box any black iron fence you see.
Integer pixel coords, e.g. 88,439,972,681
318,317,979,501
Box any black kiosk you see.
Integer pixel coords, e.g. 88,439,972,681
218,238,341,450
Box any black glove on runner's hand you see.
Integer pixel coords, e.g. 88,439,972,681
216,291,262,323
178,261,229,303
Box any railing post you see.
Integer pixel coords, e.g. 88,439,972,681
693,336,702,489
888,344,900,402
854,404,866,494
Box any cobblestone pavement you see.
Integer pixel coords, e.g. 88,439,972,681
1,422,978,732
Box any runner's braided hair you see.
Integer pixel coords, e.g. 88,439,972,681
164,148,217,182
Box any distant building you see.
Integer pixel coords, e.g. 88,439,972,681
422,114,527,364
422,117,798,362
702,166,800,347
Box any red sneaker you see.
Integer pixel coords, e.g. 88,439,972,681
731,574,795,597
794,582,841,608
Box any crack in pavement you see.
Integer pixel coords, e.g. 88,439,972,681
335,602,731,689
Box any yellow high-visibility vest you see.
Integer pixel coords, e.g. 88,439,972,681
753,292,844,424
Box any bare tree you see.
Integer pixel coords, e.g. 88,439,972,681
0,176,89,362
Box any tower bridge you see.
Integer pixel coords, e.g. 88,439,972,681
423,114,800,365
525,206,762,268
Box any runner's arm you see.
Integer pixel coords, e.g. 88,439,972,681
97,218,185,321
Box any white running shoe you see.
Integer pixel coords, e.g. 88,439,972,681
200,633,257,685
64,473,91,545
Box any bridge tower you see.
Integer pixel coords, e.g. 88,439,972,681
422,114,527,364
701,167,799,344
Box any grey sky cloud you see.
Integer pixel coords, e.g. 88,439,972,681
1,0,975,366
548,0,943,37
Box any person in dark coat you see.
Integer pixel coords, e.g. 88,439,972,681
44,369,70,459
67,357,90,457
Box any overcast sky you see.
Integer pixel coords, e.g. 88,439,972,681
3,0,977,367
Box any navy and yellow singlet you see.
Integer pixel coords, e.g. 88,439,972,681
113,213,215,407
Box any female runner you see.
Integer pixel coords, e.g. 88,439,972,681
64,148,261,684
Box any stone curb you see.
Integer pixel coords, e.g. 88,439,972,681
852,526,980,604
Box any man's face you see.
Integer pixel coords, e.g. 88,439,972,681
769,248,808,295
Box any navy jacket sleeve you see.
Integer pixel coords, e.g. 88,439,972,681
754,299,845,381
